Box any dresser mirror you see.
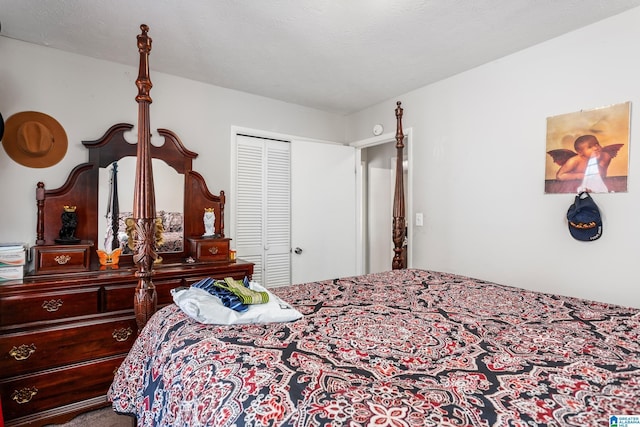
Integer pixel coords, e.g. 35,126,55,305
35,122,227,269
97,156,184,254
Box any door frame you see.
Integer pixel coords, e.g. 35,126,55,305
350,128,413,274
230,125,412,278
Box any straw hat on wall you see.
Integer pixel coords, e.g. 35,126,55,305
2,111,68,168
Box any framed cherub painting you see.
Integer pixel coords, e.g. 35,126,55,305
545,101,630,194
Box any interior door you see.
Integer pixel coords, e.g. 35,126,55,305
291,141,357,284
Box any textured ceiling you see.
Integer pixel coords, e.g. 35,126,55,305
2,0,640,115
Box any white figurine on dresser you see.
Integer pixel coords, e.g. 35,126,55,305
203,207,215,237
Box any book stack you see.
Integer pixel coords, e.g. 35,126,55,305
0,243,27,281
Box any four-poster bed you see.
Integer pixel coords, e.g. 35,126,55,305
123,26,410,329
108,25,640,426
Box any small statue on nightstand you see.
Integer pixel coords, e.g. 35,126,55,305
55,205,81,244
203,207,216,237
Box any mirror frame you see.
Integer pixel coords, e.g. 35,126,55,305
35,123,226,268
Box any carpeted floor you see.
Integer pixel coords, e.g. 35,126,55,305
45,407,135,427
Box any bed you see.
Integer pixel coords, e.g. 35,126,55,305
109,268,640,425
109,25,640,426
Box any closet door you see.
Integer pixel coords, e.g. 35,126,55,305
235,135,291,287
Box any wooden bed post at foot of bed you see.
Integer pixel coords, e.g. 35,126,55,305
133,24,158,330
392,101,406,270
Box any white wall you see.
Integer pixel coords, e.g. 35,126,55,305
0,37,346,250
4,8,640,308
347,7,640,308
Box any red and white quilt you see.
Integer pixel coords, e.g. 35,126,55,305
108,269,640,426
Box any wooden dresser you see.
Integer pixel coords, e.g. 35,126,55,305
1,27,264,424
0,116,256,424
0,259,253,426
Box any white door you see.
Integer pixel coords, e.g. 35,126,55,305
291,141,357,284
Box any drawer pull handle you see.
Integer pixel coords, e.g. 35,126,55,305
208,247,219,255
54,254,72,264
113,327,133,342
9,344,37,361
42,299,63,312
11,386,38,404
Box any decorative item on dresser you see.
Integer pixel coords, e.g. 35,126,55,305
0,24,253,427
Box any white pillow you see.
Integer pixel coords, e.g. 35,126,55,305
171,281,303,325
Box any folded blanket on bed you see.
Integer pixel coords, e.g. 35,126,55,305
171,280,303,325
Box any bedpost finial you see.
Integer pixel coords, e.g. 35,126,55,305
137,24,152,54
136,24,153,102
395,101,403,119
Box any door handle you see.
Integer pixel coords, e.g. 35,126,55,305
294,247,303,255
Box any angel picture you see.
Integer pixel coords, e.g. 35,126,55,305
545,102,630,194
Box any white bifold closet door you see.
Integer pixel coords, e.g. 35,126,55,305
235,135,291,287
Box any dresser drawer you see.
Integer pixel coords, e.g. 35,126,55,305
32,243,92,275
0,315,136,378
189,237,230,262
0,287,100,327
103,279,181,311
0,355,124,421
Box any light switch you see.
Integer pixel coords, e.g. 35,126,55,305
415,212,423,227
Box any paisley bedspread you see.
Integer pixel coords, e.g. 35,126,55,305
108,269,640,426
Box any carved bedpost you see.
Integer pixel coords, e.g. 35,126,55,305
392,101,406,270
133,24,157,330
